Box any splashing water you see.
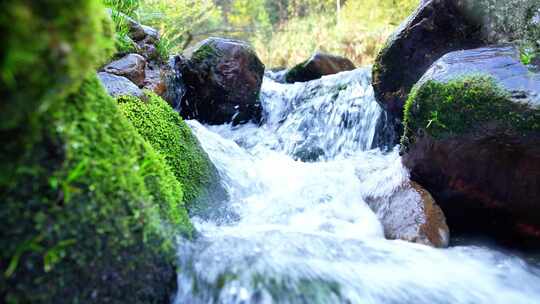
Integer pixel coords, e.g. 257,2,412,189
174,69,540,304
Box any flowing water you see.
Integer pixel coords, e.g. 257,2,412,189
174,68,540,304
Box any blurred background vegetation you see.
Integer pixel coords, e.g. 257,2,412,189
103,0,419,67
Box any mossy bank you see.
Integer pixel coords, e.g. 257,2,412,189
118,92,227,215
0,0,218,302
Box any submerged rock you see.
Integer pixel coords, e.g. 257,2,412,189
103,53,146,87
402,46,540,246
285,52,356,83
173,37,265,125
366,181,449,248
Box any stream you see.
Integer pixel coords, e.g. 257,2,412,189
174,68,540,303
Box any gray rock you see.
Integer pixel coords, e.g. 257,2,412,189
98,72,143,98
418,45,540,106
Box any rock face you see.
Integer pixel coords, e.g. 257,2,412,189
367,181,450,248
103,53,146,87
285,52,356,83
372,0,484,122
402,46,540,246
98,72,144,98
174,37,265,125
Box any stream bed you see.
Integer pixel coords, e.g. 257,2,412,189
174,68,540,304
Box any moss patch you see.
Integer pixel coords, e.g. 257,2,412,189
118,92,225,213
191,41,223,63
0,0,114,131
402,75,540,149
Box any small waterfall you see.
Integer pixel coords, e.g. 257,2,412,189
220,68,384,161
175,68,540,304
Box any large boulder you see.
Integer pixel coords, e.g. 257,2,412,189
372,0,484,122
401,46,540,246
372,0,540,126
172,37,265,125
285,52,356,83
103,53,146,87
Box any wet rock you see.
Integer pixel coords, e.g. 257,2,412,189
372,0,484,122
174,37,265,125
373,0,540,127
285,52,356,83
366,181,450,248
402,46,540,247
98,72,143,98
103,53,146,87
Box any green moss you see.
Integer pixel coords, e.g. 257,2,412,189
118,92,225,213
0,0,114,131
191,41,223,63
402,75,540,149
1,75,192,303
1,1,192,302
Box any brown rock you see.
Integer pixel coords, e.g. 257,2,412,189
402,46,540,247
103,53,146,87
173,37,265,125
285,52,356,83
366,181,450,248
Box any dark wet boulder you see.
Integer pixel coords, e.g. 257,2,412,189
173,37,265,125
367,181,449,248
98,72,143,98
285,52,356,83
372,0,484,122
373,0,540,124
103,53,146,87
401,46,540,246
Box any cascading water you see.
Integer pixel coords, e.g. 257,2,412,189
174,69,540,303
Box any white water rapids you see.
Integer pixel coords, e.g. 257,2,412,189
174,68,540,303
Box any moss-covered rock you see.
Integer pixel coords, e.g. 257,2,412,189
401,53,540,246
402,76,540,148
372,0,540,142
174,37,265,125
1,74,192,304
1,1,193,302
118,92,228,214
